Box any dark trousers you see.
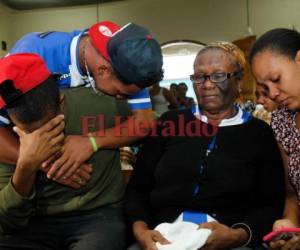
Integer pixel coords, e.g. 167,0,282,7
0,203,126,250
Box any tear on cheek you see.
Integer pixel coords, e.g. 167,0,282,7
216,81,230,92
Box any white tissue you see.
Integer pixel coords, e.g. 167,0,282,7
155,221,211,250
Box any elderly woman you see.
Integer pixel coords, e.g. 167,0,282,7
125,42,285,250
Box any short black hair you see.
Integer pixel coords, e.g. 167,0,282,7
5,76,60,124
178,82,188,89
249,28,300,63
170,83,178,88
115,68,164,89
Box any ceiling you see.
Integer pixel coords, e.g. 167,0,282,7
1,0,125,10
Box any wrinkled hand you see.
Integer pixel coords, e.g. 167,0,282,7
46,135,93,180
269,236,300,250
199,222,247,250
41,163,93,189
270,219,300,250
14,115,64,174
136,229,170,250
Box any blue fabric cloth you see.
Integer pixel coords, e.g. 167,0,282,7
182,211,208,224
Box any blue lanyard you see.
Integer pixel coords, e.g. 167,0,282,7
197,135,217,178
206,136,217,156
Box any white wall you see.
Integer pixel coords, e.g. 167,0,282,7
1,0,300,49
98,0,248,44
0,3,13,56
0,0,248,48
250,0,300,34
8,4,98,45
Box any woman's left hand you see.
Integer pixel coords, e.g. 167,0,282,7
199,222,248,250
269,219,300,250
270,235,300,250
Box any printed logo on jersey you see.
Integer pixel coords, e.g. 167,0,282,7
59,73,71,80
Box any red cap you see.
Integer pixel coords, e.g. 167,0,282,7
0,53,51,108
89,21,120,60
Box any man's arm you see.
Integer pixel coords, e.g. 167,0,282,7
95,87,155,147
0,115,64,233
95,108,154,148
47,89,155,180
47,108,155,179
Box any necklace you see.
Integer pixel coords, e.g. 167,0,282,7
82,44,99,94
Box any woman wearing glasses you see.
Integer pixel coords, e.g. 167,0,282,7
125,42,285,250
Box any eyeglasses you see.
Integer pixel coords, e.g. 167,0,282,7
190,71,241,85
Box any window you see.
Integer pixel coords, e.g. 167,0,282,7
160,40,205,102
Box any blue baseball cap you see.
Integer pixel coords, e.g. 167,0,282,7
107,23,163,87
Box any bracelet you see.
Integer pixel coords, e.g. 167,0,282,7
88,133,98,152
231,223,252,247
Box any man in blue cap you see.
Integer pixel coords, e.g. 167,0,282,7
0,21,163,181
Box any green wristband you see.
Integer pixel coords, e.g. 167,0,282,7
88,133,98,152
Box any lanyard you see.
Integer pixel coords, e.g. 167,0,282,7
206,135,217,157
196,135,217,181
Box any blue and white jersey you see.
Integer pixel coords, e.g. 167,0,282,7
0,30,151,127
127,88,151,110
10,30,87,88
0,109,9,127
